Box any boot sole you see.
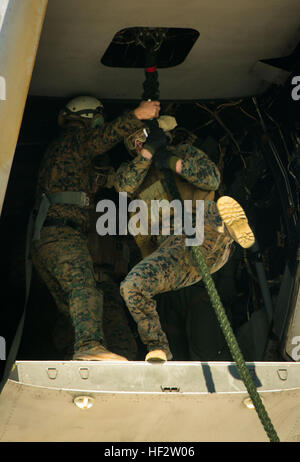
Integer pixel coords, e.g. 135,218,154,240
216,196,255,249
73,348,128,361
145,349,167,362
72,355,128,361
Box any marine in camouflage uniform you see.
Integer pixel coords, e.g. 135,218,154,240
114,124,247,361
31,96,160,361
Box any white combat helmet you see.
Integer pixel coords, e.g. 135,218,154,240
64,96,104,118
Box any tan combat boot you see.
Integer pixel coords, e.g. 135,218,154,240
73,344,128,361
216,196,255,249
145,349,168,362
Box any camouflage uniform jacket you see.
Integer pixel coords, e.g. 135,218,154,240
35,111,145,231
114,144,221,256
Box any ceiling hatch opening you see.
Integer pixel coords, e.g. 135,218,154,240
101,27,199,68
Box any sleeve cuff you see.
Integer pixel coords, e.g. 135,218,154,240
169,155,180,172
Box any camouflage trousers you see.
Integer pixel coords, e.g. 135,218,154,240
31,226,104,353
120,201,234,360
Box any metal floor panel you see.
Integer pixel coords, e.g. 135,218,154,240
9,360,300,393
0,361,300,442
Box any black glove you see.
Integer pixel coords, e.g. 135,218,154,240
154,149,171,169
143,126,169,156
154,149,180,171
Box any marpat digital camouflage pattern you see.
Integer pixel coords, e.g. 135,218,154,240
115,144,234,359
32,110,145,356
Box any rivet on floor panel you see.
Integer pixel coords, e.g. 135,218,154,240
243,396,264,410
74,396,94,410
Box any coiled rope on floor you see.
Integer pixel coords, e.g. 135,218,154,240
141,56,280,443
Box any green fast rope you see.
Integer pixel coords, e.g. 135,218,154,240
141,55,279,442
191,245,280,442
